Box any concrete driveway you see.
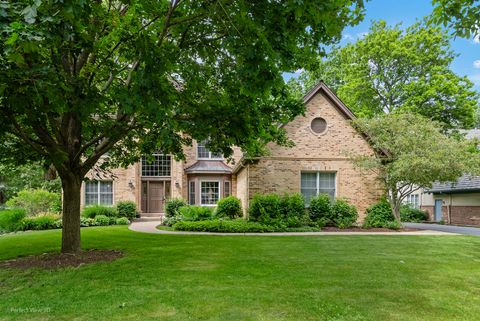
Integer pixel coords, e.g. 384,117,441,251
404,223,480,236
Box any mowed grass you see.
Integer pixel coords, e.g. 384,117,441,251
1,227,480,321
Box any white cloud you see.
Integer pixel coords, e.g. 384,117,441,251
474,60,480,69
356,32,368,39
468,73,480,86
342,33,354,41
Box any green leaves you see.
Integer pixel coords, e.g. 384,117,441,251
291,20,479,130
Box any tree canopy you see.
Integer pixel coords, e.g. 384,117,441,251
431,0,480,39
353,113,480,221
0,0,365,252
289,20,479,129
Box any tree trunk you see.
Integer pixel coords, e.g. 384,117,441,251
387,189,401,223
61,175,82,253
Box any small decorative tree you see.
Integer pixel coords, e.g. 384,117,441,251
353,113,479,222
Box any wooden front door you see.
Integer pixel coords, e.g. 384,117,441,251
148,182,164,213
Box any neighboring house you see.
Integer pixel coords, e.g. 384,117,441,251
81,81,383,220
417,129,480,225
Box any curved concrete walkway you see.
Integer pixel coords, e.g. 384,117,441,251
129,220,455,236
404,223,480,236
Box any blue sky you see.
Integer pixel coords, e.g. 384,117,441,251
291,0,480,90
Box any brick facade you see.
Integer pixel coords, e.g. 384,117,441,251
422,205,480,225
81,82,383,219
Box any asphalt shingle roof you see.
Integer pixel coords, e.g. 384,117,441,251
184,160,232,174
428,174,480,193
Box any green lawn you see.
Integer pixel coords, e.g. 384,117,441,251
1,227,480,321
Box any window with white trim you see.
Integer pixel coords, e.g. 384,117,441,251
404,194,420,209
85,181,113,206
301,172,336,205
197,140,222,159
189,181,196,205
141,154,171,177
201,181,220,205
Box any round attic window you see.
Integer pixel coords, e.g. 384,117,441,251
311,117,327,134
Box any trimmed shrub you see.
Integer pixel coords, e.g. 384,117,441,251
178,205,213,221
94,215,111,226
279,193,305,219
400,205,428,222
331,198,358,228
215,196,242,219
248,194,281,223
0,209,26,232
82,205,118,218
173,219,274,233
115,217,130,225
21,214,59,231
308,194,333,223
171,219,322,233
163,216,182,227
116,201,137,220
6,189,61,216
363,199,395,228
165,198,187,218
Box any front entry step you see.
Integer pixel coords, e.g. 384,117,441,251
135,217,163,222
140,212,164,218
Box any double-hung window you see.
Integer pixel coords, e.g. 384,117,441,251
85,181,113,206
301,172,336,205
200,181,220,205
197,140,222,159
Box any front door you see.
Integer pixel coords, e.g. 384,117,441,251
434,199,443,221
148,182,164,213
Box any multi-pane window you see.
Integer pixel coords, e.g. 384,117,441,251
189,181,196,205
224,181,231,197
85,181,113,206
405,194,420,209
197,140,222,159
201,181,220,205
301,172,336,205
141,154,171,177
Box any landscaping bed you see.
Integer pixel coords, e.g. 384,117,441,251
0,249,123,270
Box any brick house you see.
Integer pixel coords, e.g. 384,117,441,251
81,81,383,220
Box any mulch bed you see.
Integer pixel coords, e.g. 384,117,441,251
321,227,420,232
0,250,123,270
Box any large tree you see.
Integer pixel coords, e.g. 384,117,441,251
0,0,365,252
353,113,479,222
290,21,479,129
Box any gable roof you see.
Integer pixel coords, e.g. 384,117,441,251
302,81,356,119
233,81,360,174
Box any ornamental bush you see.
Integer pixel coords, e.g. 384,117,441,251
0,209,26,232
115,217,130,225
165,198,187,218
363,198,396,228
400,205,428,222
20,214,60,231
279,193,305,219
82,205,118,218
6,189,61,216
116,201,137,220
178,205,213,221
94,215,111,226
173,219,274,233
248,194,281,223
308,194,333,223
215,196,242,219
331,198,358,228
